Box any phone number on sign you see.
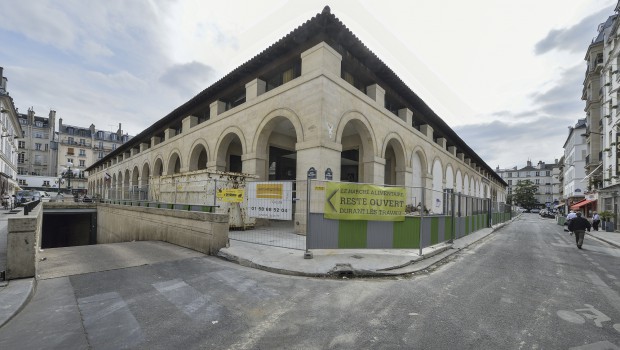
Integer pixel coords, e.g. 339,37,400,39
249,207,288,213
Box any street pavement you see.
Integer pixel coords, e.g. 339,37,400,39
1,211,619,347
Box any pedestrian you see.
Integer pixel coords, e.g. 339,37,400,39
592,212,600,231
565,210,577,232
567,211,591,249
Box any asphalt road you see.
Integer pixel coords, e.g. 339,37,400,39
1,214,619,349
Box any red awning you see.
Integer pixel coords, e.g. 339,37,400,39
570,199,596,210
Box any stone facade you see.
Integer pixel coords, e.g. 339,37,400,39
87,8,507,230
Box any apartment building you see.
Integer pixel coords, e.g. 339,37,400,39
0,67,22,195
495,160,561,209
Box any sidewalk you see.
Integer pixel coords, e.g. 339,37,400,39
218,224,502,278
588,229,620,248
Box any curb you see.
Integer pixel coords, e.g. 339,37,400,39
0,278,36,328
587,233,620,248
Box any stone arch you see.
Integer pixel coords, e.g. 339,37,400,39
337,111,377,183
445,164,454,189
188,140,209,172
131,166,140,187
455,169,463,193
432,158,444,214
166,151,182,175
214,127,247,173
253,110,302,180
153,157,163,177
470,177,475,197
381,133,407,185
463,173,470,195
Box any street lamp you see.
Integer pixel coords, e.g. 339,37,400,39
61,162,80,193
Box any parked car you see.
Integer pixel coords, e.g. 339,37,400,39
15,190,37,205
530,208,541,213
39,191,52,202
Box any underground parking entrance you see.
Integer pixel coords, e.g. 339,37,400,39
42,208,97,248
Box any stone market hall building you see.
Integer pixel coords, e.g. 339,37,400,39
87,7,507,210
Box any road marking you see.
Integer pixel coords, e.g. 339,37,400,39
153,279,220,321
569,340,620,350
586,272,620,314
77,292,144,349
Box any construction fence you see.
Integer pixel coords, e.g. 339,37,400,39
95,172,516,251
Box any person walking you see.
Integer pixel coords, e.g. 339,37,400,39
592,212,600,231
567,211,591,249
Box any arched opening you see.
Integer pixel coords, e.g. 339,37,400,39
131,166,139,200
124,169,130,199
432,159,443,214
455,170,463,193
340,119,375,183
255,117,298,181
153,158,163,177
383,138,406,185
216,133,243,173
141,162,151,201
189,144,208,171
445,165,454,190
167,153,181,175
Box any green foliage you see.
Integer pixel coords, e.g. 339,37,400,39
598,210,613,220
512,180,538,209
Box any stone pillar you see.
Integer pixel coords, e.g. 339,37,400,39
140,143,149,152
457,152,464,162
131,148,138,157
210,100,226,118
437,138,447,149
294,142,342,235
182,115,198,133
420,124,434,139
164,128,175,141
366,84,385,107
241,153,268,180
301,42,342,77
151,136,161,147
448,146,457,156
245,79,266,101
398,108,413,125
363,156,385,185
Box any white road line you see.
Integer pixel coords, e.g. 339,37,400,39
586,272,620,314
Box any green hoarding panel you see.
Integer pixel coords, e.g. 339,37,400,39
393,217,420,248
338,220,367,248
445,216,453,242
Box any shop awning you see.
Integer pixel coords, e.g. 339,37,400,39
570,199,596,210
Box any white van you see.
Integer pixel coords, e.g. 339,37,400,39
39,191,52,202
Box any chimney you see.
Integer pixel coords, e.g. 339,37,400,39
27,107,35,123
48,110,56,135
527,160,532,167
116,123,122,138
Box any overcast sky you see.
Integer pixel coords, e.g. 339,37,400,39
0,0,615,170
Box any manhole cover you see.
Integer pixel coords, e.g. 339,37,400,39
351,254,363,259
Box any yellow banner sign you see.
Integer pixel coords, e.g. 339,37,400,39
256,183,283,199
217,188,244,202
324,183,406,221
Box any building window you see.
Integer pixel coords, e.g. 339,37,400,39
35,121,43,127
112,144,117,150
68,137,74,144
35,143,42,150
34,132,43,138
42,180,50,187
18,141,25,149
79,160,85,167
80,138,85,145
19,119,27,125
79,149,86,156
67,158,74,164
18,153,25,163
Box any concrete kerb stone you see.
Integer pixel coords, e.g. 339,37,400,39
587,232,620,248
218,216,516,278
0,278,36,328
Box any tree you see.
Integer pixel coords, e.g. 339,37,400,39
512,180,538,209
